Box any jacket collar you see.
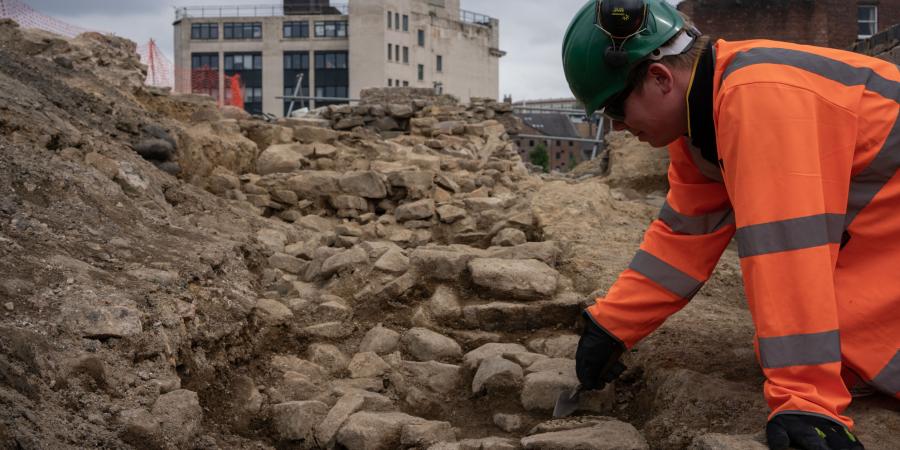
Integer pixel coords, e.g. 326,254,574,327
686,40,718,165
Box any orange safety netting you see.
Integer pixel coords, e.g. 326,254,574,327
3,0,247,111
0,0,88,38
189,67,244,109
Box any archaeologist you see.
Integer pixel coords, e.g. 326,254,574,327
562,0,900,449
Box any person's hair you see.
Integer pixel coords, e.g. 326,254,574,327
628,11,710,92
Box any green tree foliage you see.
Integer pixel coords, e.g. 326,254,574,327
567,152,578,171
529,143,549,173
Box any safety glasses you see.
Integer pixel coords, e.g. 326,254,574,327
601,84,632,122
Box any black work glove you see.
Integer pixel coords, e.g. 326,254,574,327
767,414,864,450
575,310,626,390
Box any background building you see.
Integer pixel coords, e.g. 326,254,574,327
679,0,900,49
514,113,595,172
173,0,503,116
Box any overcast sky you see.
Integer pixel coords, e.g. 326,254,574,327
17,0,674,101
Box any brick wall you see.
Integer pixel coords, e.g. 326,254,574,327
679,0,900,49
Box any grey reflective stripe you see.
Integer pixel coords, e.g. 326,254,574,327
721,47,900,102
871,350,900,394
736,214,844,258
659,201,734,235
629,250,703,299
845,117,900,228
758,330,841,369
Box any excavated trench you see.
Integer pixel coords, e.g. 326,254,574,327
1,20,898,450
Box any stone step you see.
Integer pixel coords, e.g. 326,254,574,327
457,293,583,331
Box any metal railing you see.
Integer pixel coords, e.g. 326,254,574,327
513,106,597,117
175,3,348,20
459,9,493,26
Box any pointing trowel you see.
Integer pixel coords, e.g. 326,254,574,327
553,357,626,418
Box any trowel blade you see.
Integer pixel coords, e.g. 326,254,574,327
552,384,582,418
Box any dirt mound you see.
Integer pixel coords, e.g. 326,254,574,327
0,19,896,450
570,131,669,194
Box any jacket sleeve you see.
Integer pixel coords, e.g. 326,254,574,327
715,82,855,427
586,137,735,349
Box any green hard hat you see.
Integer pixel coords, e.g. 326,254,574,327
562,0,686,115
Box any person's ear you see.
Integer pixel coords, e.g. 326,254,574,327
646,62,674,94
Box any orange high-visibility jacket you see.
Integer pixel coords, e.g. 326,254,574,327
587,39,900,428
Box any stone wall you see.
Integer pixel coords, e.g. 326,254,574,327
321,88,517,137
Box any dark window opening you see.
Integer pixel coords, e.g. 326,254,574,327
283,51,310,116
315,20,348,38
402,15,409,32
417,64,424,81
283,21,309,39
314,51,349,107
403,46,409,64
417,29,425,47
224,52,263,114
191,53,219,98
223,22,262,40
436,55,442,72
191,23,218,40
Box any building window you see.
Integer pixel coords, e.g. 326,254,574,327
403,81,409,87
315,20,348,38
283,52,309,115
395,44,400,61
190,53,218,97
529,140,534,146
403,46,409,64
283,21,309,39
556,141,561,146
387,43,392,61
224,53,262,71
388,79,393,87
417,64,424,81
858,5,878,39
436,55,442,72
395,13,400,30
191,23,218,40
224,52,263,114
315,51,349,106
569,141,574,147
417,29,425,47
402,15,409,32
387,11,392,29
224,22,262,40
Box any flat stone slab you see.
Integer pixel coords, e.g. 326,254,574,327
521,418,649,450
460,294,582,332
65,305,142,339
468,258,559,300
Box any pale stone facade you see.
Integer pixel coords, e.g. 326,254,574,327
173,0,503,117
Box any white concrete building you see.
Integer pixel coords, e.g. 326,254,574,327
173,0,504,116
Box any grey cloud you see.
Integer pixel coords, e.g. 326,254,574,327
25,0,166,17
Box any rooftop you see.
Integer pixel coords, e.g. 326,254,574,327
174,2,495,27
175,3,348,21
